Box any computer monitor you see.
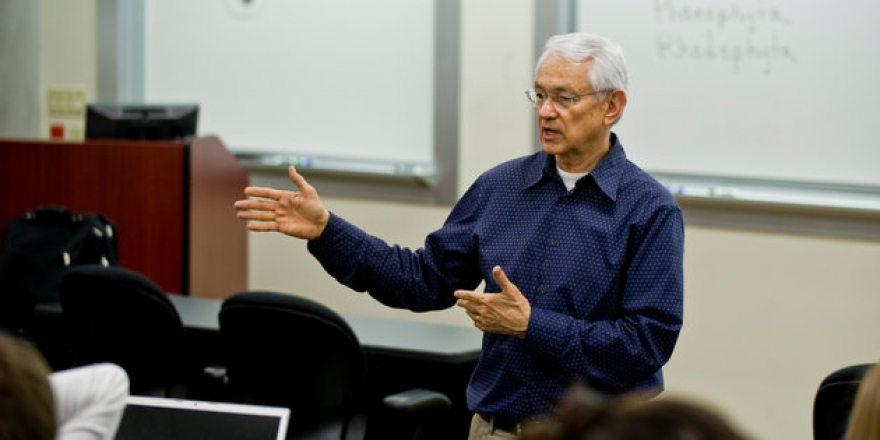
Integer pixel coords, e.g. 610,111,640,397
85,104,199,140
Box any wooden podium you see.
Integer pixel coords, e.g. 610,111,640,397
0,136,248,299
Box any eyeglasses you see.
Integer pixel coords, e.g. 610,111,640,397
525,88,608,110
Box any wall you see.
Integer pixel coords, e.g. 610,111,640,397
0,1,40,138
0,0,97,140
668,225,880,439
15,1,880,440
40,0,97,140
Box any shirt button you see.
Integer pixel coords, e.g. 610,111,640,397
548,239,557,246
538,286,546,295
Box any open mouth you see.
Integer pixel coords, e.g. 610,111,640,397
542,127,561,139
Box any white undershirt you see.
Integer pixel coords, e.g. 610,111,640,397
556,166,589,191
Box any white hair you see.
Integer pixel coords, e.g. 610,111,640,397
536,32,629,101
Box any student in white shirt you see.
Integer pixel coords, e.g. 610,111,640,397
0,332,129,440
50,363,130,440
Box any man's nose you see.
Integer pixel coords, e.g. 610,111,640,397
537,98,558,117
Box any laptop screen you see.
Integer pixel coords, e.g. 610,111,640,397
114,396,290,440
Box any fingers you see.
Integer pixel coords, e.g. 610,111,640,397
245,221,277,232
459,299,485,330
243,186,286,201
454,289,483,311
465,309,479,321
235,191,285,225
288,166,316,196
234,198,279,213
454,290,478,312
492,265,512,290
236,208,276,222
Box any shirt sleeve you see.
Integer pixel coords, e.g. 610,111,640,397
522,203,685,391
307,188,485,311
50,363,130,440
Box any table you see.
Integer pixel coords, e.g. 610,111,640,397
168,295,483,363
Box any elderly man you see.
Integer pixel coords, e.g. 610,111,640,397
235,32,684,440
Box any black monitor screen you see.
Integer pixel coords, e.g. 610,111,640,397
85,104,198,140
114,404,284,440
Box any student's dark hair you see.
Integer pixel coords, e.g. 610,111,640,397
519,383,749,440
0,331,56,440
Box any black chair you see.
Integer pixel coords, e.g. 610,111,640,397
219,291,451,440
57,265,190,397
813,363,875,440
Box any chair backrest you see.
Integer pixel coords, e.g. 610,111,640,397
57,265,188,397
219,291,369,439
813,363,875,440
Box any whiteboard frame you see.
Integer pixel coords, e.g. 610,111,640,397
97,0,460,205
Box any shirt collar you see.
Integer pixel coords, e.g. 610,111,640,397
526,132,626,202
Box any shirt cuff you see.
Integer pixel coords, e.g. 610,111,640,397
522,307,573,360
306,213,365,274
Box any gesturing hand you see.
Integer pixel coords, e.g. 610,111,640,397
233,166,330,240
454,266,531,338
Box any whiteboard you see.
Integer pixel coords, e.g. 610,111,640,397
576,0,880,187
144,0,435,164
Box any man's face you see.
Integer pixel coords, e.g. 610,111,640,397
533,56,609,160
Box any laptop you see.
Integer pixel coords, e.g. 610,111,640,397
114,396,290,440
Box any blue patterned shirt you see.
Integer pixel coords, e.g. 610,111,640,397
308,133,684,422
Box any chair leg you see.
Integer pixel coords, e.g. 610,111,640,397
411,413,426,440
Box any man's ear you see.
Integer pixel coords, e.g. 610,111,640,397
603,89,627,126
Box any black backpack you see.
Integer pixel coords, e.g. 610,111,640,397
0,206,118,331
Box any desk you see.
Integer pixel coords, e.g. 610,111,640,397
167,295,483,363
